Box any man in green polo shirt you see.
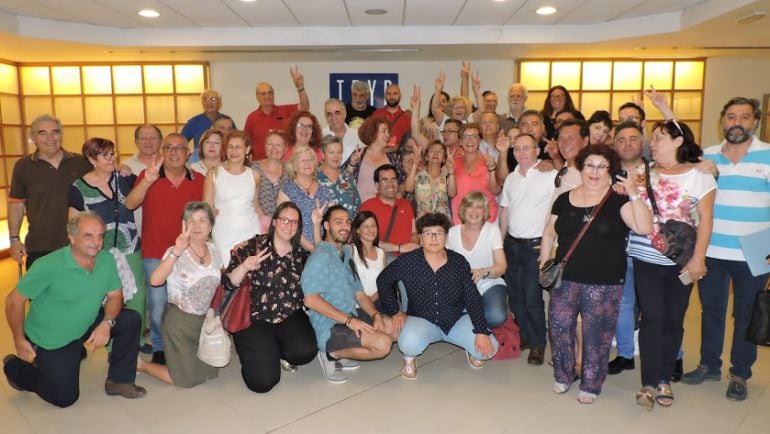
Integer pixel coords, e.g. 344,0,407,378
3,212,146,407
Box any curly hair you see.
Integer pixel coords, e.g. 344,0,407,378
575,144,621,176
357,116,390,146
285,110,322,150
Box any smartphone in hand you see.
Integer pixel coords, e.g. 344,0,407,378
678,270,692,285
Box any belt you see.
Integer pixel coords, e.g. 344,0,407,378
507,235,542,246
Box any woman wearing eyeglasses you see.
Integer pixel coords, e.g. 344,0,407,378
69,137,147,350
628,120,716,410
540,144,652,404
222,202,319,393
542,85,577,140
447,122,500,225
284,110,323,162
203,130,264,267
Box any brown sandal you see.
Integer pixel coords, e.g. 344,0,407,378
635,386,655,411
655,383,674,407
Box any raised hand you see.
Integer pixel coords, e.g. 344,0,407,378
410,85,421,110
144,155,164,183
471,71,481,89
481,150,496,171
461,61,471,78
495,130,510,155
311,199,326,226
242,248,271,272
445,149,456,172
435,71,446,92
172,220,192,255
290,65,304,90
349,145,364,166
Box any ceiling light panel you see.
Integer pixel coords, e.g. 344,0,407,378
96,0,197,27
404,0,464,26
219,0,297,26
284,0,351,26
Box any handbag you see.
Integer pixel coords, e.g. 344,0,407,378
746,283,770,347
538,188,611,291
644,161,697,267
210,273,253,334
492,314,521,361
197,308,232,367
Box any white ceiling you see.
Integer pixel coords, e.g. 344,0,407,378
0,0,768,61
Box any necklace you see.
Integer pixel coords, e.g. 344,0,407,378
582,189,597,223
657,162,682,170
296,178,315,196
188,245,207,265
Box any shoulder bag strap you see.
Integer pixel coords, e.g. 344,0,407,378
383,202,400,242
561,188,612,264
643,159,661,220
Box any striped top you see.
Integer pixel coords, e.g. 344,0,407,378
702,137,770,261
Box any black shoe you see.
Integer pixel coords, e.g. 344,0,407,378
151,351,166,365
607,356,635,375
520,338,530,351
139,343,154,355
670,358,683,383
527,347,545,365
3,354,24,391
81,346,88,361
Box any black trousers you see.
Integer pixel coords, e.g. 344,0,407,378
232,309,317,393
3,308,141,407
634,259,693,387
25,250,53,271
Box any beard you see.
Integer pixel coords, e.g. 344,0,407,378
724,125,752,144
386,97,401,108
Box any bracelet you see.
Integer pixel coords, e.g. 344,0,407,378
10,236,20,241
168,251,181,259
628,194,641,201
297,87,305,92
345,314,353,326
487,168,496,173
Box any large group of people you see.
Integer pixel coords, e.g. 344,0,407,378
3,64,769,412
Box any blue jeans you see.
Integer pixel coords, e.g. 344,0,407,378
398,314,499,360
142,258,167,352
615,257,637,358
483,284,508,328
697,257,768,379
503,237,546,347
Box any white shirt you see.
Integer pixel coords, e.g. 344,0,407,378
121,153,148,233
500,160,557,238
322,125,363,163
164,242,224,316
446,222,505,295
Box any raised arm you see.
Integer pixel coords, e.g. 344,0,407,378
290,66,310,111
431,71,447,124
409,85,429,149
460,61,470,98
470,71,484,123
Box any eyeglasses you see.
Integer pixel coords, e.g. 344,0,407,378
421,231,446,240
550,94,565,100
519,121,540,129
462,134,481,140
203,97,219,102
441,130,459,135
277,217,300,227
513,146,535,153
98,151,115,159
554,166,568,188
162,145,188,154
585,163,609,172
296,123,314,130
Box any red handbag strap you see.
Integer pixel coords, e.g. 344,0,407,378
561,188,612,264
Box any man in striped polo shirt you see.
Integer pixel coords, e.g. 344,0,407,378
682,97,770,401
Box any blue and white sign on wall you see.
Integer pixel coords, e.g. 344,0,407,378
329,73,399,108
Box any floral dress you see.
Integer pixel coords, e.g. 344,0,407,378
413,169,450,219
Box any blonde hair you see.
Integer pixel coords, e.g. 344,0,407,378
284,145,318,179
458,191,490,223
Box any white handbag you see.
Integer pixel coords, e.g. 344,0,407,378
197,308,232,368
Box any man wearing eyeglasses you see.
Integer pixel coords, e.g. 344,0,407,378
377,212,498,379
499,133,557,365
322,98,363,162
125,133,204,366
440,119,463,156
9,114,91,271
244,66,310,161
181,89,236,164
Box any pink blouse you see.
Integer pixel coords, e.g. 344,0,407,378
451,154,498,225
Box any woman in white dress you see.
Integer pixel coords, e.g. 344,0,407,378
203,130,265,266
350,210,387,309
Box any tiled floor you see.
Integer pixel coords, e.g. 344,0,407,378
1,257,768,434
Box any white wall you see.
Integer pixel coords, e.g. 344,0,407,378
702,57,770,146
210,60,516,128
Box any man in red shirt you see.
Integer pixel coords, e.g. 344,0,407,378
372,84,411,148
359,164,419,257
244,66,310,160
125,133,204,365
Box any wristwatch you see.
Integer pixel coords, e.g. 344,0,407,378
104,318,116,328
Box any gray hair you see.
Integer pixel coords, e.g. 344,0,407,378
30,114,62,136
720,97,762,120
67,211,104,236
182,201,216,228
351,80,370,95
321,134,343,153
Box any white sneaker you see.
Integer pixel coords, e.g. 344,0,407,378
317,353,348,384
336,358,361,371
280,359,297,372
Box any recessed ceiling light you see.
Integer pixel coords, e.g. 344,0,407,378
493,0,507,2
240,0,257,2
365,9,387,15
536,6,557,15
138,9,160,18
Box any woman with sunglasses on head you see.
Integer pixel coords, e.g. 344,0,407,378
627,120,716,410
69,137,147,350
540,144,653,404
203,130,265,267
221,202,319,393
